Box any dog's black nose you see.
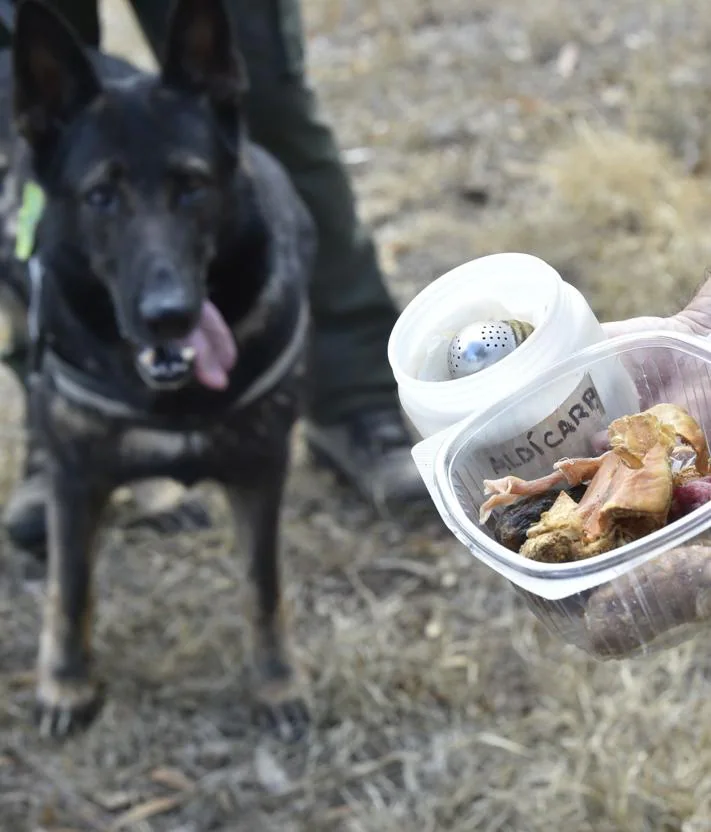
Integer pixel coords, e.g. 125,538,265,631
139,288,196,341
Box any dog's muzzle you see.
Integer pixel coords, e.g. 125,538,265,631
132,299,237,392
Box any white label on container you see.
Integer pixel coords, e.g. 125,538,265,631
472,373,607,479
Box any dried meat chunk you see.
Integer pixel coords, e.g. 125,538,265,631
579,441,672,542
647,403,709,474
480,452,614,524
607,411,677,468
494,485,587,552
669,476,711,522
479,404,709,563
520,491,585,563
519,443,672,563
583,545,711,658
479,470,568,523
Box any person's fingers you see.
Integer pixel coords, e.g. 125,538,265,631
602,314,705,340
602,316,668,339
675,277,711,338
598,277,711,415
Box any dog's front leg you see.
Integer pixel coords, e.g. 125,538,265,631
35,460,110,738
226,453,310,742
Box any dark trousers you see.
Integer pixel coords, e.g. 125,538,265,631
0,0,400,424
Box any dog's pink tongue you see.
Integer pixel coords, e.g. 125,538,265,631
181,300,237,390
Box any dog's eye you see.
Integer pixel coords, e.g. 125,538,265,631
174,174,209,207
84,183,118,211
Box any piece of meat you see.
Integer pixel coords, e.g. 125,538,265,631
480,452,615,524
647,403,709,475
553,452,615,483
479,470,568,523
607,404,708,474
494,484,588,552
583,545,711,658
520,491,585,563
607,411,677,469
578,441,672,542
520,443,672,563
669,476,711,522
479,404,709,563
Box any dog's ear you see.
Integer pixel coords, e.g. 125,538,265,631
161,0,247,144
13,0,102,150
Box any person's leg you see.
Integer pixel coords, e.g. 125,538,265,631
128,0,398,421
0,0,100,48
129,0,431,516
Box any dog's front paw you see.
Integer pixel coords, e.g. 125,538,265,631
255,693,311,743
34,676,104,738
253,659,310,743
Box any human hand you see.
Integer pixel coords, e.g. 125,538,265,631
602,275,711,340
599,274,711,414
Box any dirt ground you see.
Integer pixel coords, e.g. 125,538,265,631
5,0,711,830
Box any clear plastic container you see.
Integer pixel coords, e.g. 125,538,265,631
414,331,711,660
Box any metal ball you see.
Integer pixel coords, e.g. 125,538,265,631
447,319,534,379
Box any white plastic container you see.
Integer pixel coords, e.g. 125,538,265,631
388,252,613,440
419,332,711,660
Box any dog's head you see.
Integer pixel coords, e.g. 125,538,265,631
13,0,244,390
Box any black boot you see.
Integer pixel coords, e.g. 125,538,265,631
4,447,213,559
305,406,435,521
3,444,48,556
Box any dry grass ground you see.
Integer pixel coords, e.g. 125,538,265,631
4,0,711,829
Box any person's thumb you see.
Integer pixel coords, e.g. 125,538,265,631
602,315,678,339
674,276,711,337
602,276,711,340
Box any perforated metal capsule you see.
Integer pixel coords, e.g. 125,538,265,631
447,319,534,379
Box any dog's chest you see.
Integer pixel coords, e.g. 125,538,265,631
44,376,301,487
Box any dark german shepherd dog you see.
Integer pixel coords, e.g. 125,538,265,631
7,0,315,739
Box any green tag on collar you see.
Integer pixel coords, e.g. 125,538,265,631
15,181,46,262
